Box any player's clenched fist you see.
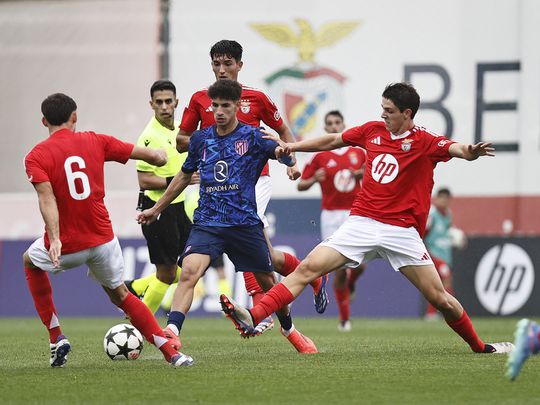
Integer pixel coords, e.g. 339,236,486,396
137,208,160,225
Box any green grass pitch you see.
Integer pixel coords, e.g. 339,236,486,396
0,317,538,404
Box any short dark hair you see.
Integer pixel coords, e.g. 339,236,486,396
382,82,420,118
150,80,176,98
207,79,242,102
210,40,243,62
41,93,77,126
324,110,344,123
436,187,452,197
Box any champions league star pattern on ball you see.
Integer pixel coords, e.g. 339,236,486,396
103,323,144,360
182,123,281,227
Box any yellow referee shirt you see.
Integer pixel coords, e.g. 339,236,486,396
136,117,187,203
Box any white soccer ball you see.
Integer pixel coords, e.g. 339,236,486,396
103,323,144,360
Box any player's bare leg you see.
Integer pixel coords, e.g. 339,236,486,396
170,254,211,314
163,254,211,349
400,264,513,353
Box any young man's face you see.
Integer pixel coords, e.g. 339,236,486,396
211,97,240,127
380,98,411,134
150,90,178,122
324,114,345,133
211,55,243,81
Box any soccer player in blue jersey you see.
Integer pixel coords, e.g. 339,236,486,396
137,79,318,357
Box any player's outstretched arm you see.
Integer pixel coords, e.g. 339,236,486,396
34,182,62,267
449,142,495,161
289,133,347,153
176,129,192,153
137,170,193,225
131,146,168,167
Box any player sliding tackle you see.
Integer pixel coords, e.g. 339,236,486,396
137,79,318,356
221,82,514,354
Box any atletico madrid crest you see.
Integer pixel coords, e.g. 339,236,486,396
235,140,249,156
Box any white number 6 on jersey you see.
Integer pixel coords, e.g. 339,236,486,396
64,156,90,200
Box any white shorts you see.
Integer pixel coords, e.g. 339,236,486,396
321,209,350,240
319,216,433,271
27,236,125,289
255,176,272,228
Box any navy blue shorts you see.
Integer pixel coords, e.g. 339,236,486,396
179,224,273,273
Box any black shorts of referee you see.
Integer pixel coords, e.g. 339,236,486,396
141,195,192,265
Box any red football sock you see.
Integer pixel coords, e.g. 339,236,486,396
280,252,300,276
24,267,62,343
334,286,350,322
250,283,294,325
281,252,321,293
243,272,265,306
119,293,177,362
446,310,485,353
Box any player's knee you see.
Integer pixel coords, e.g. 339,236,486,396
427,290,452,311
178,264,201,285
109,284,129,306
296,258,323,283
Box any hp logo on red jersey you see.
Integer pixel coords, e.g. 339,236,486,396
372,154,399,184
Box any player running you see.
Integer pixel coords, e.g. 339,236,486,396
23,93,192,368
137,80,318,357
221,82,514,354
128,39,329,329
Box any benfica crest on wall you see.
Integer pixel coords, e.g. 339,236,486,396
250,19,360,140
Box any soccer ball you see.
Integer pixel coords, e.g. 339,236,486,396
103,323,144,360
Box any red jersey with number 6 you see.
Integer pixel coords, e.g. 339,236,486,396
180,84,284,177
342,121,455,237
301,147,366,210
24,129,134,254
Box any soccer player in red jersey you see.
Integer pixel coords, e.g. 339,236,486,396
176,40,328,329
298,110,366,332
23,93,192,368
221,82,514,354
